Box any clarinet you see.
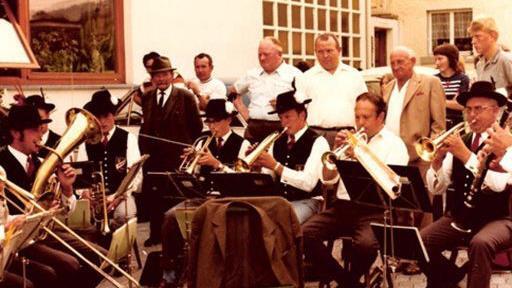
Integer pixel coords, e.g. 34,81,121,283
451,106,511,233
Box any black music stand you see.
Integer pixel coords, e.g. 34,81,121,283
206,172,278,197
147,172,206,201
336,160,431,287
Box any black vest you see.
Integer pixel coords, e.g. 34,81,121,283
273,128,321,201
0,146,41,212
449,133,511,227
85,128,128,195
199,132,244,174
38,130,61,159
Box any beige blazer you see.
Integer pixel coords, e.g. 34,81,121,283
383,72,446,162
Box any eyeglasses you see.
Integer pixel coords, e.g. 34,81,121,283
463,105,496,115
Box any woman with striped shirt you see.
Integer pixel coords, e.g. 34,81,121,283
434,44,470,128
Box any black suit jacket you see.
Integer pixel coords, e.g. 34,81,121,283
140,86,202,172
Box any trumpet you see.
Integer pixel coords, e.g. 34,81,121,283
235,127,288,172
179,135,214,174
90,169,111,235
321,128,367,171
414,121,468,162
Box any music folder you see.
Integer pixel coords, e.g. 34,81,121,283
206,172,278,197
370,222,430,263
336,160,432,213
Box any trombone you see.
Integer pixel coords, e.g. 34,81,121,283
321,128,367,171
414,121,468,162
234,128,288,172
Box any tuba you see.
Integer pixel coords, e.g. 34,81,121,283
179,135,214,174
234,128,288,172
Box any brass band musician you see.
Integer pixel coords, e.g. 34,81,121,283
24,95,61,159
302,93,409,287
420,81,512,288
159,99,250,288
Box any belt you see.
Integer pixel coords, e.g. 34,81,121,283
310,125,353,131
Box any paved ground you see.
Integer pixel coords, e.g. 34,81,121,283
97,222,512,287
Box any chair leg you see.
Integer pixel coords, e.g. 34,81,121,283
133,241,143,269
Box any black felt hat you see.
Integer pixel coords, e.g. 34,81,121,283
268,90,312,114
457,81,507,107
7,105,51,130
202,99,237,122
25,95,55,112
83,89,120,117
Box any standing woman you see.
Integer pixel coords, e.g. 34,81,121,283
433,44,470,128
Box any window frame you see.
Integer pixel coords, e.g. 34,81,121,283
427,9,473,56
1,0,125,85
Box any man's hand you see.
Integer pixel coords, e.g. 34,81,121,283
333,130,350,149
486,123,512,158
56,164,76,197
181,147,195,159
443,134,471,164
197,150,222,169
431,145,449,171
269,99,276,109
254,151,277,170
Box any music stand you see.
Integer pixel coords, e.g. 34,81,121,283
100,217,138,270
206,172,278,197
148,172,207,201
336,160,431,287
0,229,22,279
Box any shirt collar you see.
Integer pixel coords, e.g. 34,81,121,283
291,125,308,141
258,61,286,76
104,126,117,141
219,130,232,143
8,145,29,169
310,61,357,75
158,85,173,96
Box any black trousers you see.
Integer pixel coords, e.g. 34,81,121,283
0,271,34,288
420,216,512,288
302,200,382,284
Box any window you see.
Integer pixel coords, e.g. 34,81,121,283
0,0,125,84
262,0,365,69
429,10,472,54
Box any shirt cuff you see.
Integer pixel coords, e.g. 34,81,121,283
464,153,479,175
500,147,512,174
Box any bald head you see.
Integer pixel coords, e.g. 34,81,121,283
390,46,416,83
258,37,283,73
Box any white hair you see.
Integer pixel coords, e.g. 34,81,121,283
391,46,416,59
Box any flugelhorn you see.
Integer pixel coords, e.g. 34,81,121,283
235,127,288,172
321,128,367,171
90,169,111,235
179,135,214,174
414,121,467,162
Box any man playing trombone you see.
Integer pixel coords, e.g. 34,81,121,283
159,99,250,288
302,92,409,287
420,81,512,288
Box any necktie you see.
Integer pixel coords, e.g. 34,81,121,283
287,134,295,150
217,137,223,149
158,91,165,108
470,133,481,152
26,155,35,177
102,134,108,147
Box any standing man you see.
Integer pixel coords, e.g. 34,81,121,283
469,16,512,97
24,94,61,158
81,89,141,227
230,36,302,143
139,56,203,246
186,53,227,110
420,81,512,288
254,91,330,224
303,93,409,287
295,33,368,147
382,46,446,178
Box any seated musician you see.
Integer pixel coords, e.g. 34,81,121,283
0,105,82,287
160,98,250,288
79,89,142,228
254,90,330,224
420,81,512,288
301,92,408,287
25,94,61,159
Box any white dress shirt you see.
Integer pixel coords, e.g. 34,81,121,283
426,132,510,195
385,80,410,136
191,77,227,100
322,127,409,200
234,62,302,121
500,146,512,174
294,62,368,128
157,85,173,107
5,145,77,213
263,125,330,195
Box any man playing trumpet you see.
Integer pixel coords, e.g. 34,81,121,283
301,92,408,287
159,99,250,288
420,81,512,288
